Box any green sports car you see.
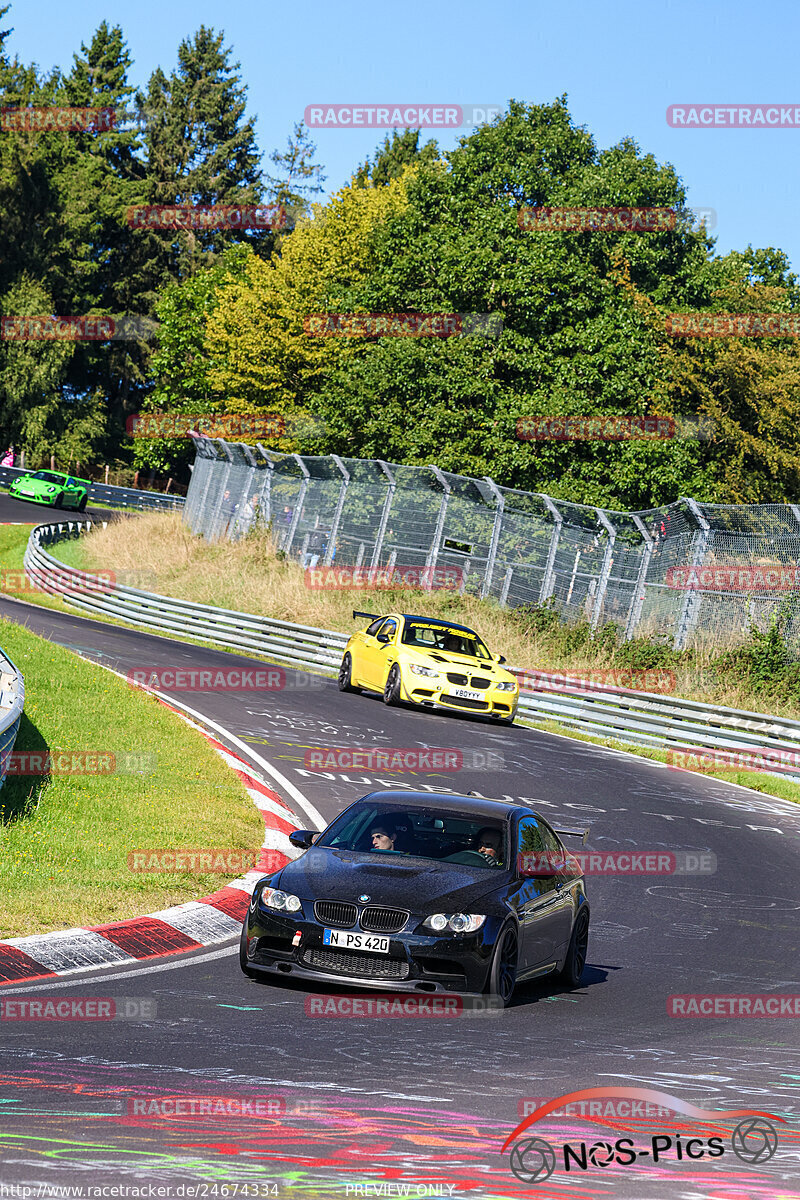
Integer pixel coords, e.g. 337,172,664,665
8,470,90,512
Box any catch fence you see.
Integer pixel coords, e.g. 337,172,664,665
183,435,800,651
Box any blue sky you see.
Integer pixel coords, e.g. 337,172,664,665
4,0,799,271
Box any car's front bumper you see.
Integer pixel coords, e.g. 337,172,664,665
243,907,497,993
402,676,518,719
9,489,57,505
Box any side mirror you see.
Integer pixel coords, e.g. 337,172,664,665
494,653,507,665
516,851,568,878
289,829,317,850
376,633,390,644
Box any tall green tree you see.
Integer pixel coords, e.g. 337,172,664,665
354,128,440,188
266,121,325,228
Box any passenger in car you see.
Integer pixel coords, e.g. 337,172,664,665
476,827,504,867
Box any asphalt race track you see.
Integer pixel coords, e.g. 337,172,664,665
0,490,130,525
0,578,799,1198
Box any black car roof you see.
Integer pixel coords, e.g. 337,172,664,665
357,789,534,821
401,615,478,635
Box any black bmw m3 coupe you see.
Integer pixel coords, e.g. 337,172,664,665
240,790,590,1006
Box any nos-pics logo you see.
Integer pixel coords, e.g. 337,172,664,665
503,1087,786,1184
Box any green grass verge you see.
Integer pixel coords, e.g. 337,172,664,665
0,615,264,937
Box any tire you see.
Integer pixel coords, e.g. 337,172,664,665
239,922,257,978
77,494,87,512
338,652,356,692
383,663,401,706
559,908,589,987
485,922,518,1007
54,494,63,510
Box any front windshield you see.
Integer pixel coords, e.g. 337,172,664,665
315,802,507,868
401,620,492,660
30,471,64,484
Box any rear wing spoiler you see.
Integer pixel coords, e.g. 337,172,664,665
352,610,380,621
553,826,589,845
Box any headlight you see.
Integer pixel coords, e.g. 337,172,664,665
409,664,440,678
259,887,302,913
423,913,485,933
46,486,57,493
495,681,517,692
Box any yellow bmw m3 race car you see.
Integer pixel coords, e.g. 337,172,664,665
338,612,519,724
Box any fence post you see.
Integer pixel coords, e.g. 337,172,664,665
425,466,451,588
324,454,350,565
371,460,396,567
284,455,310,555
674,498,711,650
481,477,505,598
539,495,563,603
255,443,274,523
591,509,616,631
625,514,655,640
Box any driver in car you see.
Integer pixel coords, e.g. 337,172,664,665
476,827,504,868
371,825,399,852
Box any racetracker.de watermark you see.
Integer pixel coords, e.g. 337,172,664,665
304,103,501,129
1,315,158,341
667,312,800,337
305,994,504,1017
126,204,286,231
1,106,114,132
304,312,502,338
1,568,116,595
667,747,800,775
302,747,504,772
668,104,800,127
5,751,156,776
668,994,800,1016
518,668,677,695
518,850,716,876
0,997,155,1020
126,1095,286,1118
666,564,800,591
518,207,676,232
127,666,285,691
517,415,676,441
127,848,259,873
518,1096,675,1118
126,413,285,439
304,565,464,591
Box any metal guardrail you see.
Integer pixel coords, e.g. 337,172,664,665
0,466,184,512
0,647,25,791
23,520,800,783
25,521,346,673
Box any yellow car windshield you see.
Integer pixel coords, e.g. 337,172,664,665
401,621,492,659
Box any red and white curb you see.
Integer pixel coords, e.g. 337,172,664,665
0,719,303,985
